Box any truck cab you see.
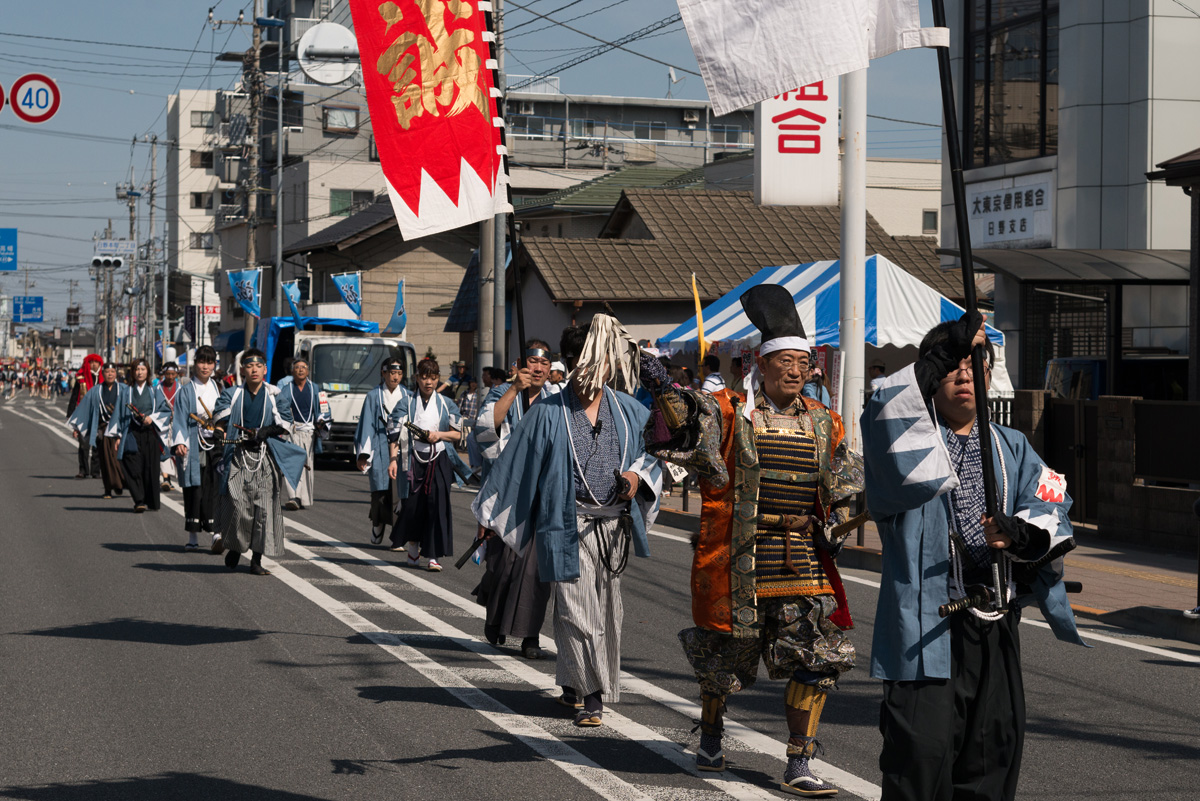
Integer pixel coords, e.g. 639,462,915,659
293,333,415,458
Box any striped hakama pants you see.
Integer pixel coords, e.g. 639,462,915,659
217,446,286,557
285,428,315,507
553,514,625,701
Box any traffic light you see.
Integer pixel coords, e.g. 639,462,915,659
91,255,124,270
66,306,80,327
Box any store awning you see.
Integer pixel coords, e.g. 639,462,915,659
954,249,1190,283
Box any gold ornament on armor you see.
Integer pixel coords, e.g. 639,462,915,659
376,0,487,130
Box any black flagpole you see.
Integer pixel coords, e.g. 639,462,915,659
483,3,529,412
932,0,1005,610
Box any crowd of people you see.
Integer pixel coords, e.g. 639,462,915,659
37,299,1082,800
0,364,74,399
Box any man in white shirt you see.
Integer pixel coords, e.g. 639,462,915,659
283,357,331,511
699,354,726,393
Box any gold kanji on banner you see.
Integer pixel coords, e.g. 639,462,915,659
375,0,488,130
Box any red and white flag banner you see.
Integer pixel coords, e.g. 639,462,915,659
348,0,511,240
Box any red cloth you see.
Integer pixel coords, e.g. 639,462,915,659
76,353,104,391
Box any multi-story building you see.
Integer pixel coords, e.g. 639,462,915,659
165,89,222,345
940,0,1197,393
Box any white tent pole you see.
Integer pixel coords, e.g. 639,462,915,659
839,69,867,450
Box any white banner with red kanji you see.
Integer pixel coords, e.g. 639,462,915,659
349,0,511,240
753,81,839,207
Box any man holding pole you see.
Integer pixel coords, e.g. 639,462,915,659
861,313,1085,800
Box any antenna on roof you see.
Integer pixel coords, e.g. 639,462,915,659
666,67,684,98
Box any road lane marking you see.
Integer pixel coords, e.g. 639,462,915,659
280,516,881,799
285,538,786,801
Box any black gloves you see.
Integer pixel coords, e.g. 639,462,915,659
990,510,1050,561
915,310,983,399
239,424,286,447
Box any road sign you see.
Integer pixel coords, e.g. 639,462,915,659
13,296,43,323
0,228,15,271
96,239,136,257
9,74,61,124
0,81,6,116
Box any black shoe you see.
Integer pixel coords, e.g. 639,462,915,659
484,624,506,646
521,637,542,660
75,472,86,480
134,504,147,513
250,564,271,576
224,550,240,571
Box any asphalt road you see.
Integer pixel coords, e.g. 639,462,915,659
2,395,1199,800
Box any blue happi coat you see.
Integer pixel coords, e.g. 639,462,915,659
354,385,412,496
107,383,172,460
169,377,225,487
396,390,463,473
475,382,551,466
67,382,121,448
212,384,307,493
861,363,1086,682
472,387,663,583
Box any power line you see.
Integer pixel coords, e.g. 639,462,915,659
0,30,213,53
508,13,691,90
507,0,634,40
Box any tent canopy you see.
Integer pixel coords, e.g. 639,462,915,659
657,255,1012,393
660,255,1004,351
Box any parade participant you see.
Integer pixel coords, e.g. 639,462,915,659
159,364,180,492
171,346,224,552
68,362,126,499
108,358,172,513
212,348,305,576
68,353,104,479
649,285,862,796
283,357,331,511
472,339,555,658
393,357,463,571
473,316,662,727
862,313,1084,801
355,357,411,546
545,361,567,395
802,365,832,408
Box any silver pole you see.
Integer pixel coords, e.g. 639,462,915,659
838,69,867,451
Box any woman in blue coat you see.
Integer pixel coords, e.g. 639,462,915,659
355,356,411,546
108,358,172,512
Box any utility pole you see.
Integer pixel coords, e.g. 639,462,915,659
124,165,138,363
212,4,265,350
244,1,263,349
68,279,78,365
145,134,158,365
103,219,114,361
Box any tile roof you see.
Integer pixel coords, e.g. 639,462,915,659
516,165,704,213
282,197,395,256
521,189,959,303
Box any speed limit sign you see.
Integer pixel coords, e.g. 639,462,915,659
9,74,61,124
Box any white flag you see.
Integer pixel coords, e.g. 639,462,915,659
677,0,948,116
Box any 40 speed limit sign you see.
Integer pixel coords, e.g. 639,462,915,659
8,73,61,124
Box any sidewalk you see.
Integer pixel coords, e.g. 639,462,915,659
657,488,1200,645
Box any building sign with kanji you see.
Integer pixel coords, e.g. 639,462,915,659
753,81,839,207
968,179,1053,248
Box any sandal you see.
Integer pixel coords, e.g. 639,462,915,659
573,710,603,728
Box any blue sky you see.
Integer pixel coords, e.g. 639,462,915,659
0,0,943,327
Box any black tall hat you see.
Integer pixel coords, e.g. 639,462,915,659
739,284,806,344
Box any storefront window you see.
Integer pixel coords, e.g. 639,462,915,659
965,1,1058,167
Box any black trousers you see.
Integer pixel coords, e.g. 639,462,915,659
77,438,99,477
121,426,162,510
369,479,396,531
879,610,1024,801
182,449,220,532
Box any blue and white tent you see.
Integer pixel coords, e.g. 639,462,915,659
657,255,1013,394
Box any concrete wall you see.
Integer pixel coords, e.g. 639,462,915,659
308,227,473,364
1095,395,1199,550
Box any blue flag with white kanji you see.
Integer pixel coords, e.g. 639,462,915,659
282,280,304,329
332,272,362,317
226,269,261,318
382,279,406,335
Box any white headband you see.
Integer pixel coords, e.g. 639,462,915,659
759,336,810,356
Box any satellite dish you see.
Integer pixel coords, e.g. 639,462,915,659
298,22,360,85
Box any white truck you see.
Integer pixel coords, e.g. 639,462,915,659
262,320,416,459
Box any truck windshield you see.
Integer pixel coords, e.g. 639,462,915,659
311,343,415,393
